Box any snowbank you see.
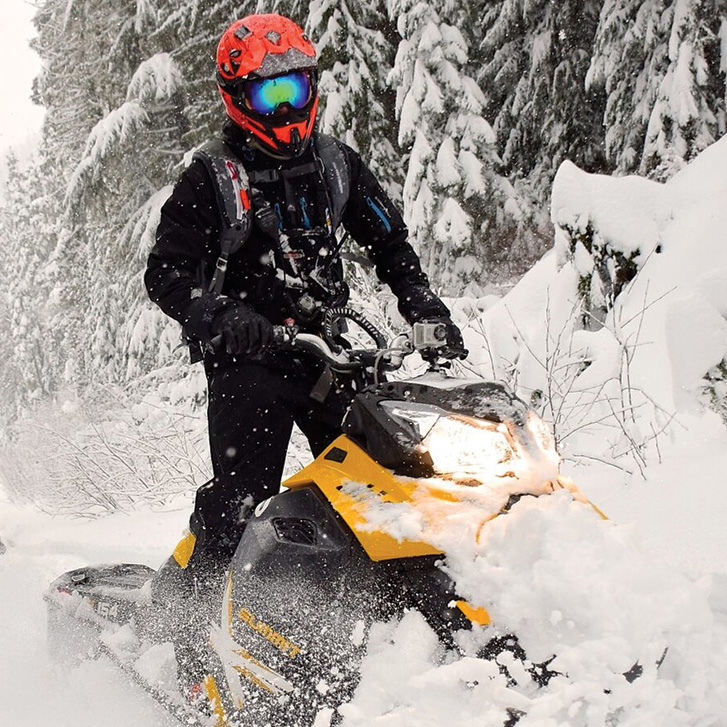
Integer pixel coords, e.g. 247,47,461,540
344,494,727,726
457,135,727,573
469,134,727,415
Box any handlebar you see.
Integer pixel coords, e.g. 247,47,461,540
209,308,465,377
274,327,374,372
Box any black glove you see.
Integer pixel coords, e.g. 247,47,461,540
212,306,274,355
397,284,450,325
424,317,468,360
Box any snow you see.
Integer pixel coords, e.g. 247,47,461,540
551,161,669,261
338,135,727,725
464,137,727,509
0,500,185,727
341,485,727,724
67,102,149,201
126,53,182,105
341,495,727,726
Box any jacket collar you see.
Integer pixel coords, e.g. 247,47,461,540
221,121,316,171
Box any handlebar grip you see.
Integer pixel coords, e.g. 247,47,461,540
208,325,291,353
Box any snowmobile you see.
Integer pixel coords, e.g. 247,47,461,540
45,308,594,727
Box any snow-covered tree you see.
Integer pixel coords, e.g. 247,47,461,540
388,0,522,295
254,0,309,22
152,0,259,149
308,0,404,200
479,0,607,197
0,152,60,428
25,0,194,386
7,0,724,434
588,0,727,179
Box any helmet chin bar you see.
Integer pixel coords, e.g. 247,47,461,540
227,94,318,159
242,120,308,159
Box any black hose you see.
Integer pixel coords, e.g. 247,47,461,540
322,307,387,350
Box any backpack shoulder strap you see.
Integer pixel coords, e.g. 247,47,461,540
193,140,253,294
313,133,351,229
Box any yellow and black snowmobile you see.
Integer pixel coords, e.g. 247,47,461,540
45,309,594,727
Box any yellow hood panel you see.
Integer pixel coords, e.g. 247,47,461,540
283,436,442,561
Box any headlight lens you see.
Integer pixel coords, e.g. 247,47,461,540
380,401,443,439
423,416,515,477
381,401,516,479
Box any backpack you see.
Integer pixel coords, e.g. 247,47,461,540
193,134,352,297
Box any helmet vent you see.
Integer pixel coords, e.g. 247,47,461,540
266,30,282,44
234,25,251,40
229,49,242,58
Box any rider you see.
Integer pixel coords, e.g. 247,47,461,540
144,12,464,671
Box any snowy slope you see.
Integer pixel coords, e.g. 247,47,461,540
0,500,186,727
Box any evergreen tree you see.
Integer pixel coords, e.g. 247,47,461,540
479,0,607,197
388,0,519,295
0,152,58,427
153,0,258,150
254,0,309,23
30,0,157,385
65,50,188,380
588,0,727,178
308,0,404,200
8,0,724,433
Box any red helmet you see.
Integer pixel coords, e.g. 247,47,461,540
216,14,319,158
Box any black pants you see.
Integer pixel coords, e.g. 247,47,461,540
188,359,353,560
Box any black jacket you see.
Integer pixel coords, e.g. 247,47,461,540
145,124,449,364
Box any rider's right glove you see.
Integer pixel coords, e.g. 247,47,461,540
426,316,468,360
212,305,275,355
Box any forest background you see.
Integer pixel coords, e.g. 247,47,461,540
1,0,725,514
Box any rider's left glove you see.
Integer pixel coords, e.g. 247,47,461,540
212,306,275,355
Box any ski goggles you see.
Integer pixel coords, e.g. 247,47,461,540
242,71,313,116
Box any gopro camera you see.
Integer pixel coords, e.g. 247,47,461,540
412,321,448,350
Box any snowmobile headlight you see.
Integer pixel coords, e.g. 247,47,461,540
422,415,515,478
380,401,516,479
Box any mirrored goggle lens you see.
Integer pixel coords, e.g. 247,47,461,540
243,71,312,115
